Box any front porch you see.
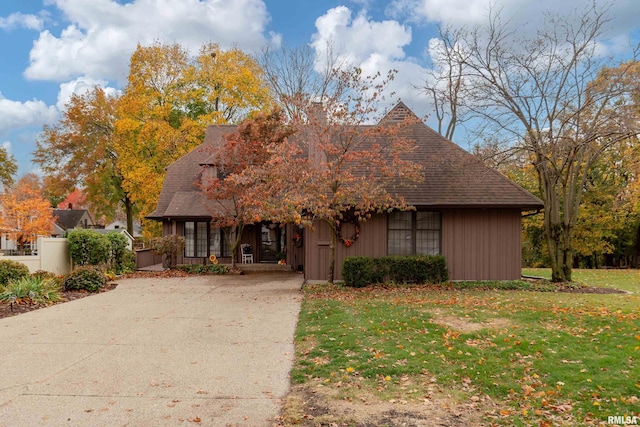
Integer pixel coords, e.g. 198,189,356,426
175,221,305,273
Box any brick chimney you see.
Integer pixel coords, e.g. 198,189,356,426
308,101,327,167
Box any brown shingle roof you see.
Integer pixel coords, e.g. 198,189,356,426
52,209,93,230
381,105,542,208
148,104,542,220
147,126,237,220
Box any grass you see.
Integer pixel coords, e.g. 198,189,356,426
292,269,640,426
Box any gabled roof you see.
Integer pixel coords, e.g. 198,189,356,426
52,209,93,230
147,125,236,220
148,104,542,220
379,103,542,209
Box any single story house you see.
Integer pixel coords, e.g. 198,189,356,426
148,103,543,281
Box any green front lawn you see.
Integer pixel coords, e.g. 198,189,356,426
291,269,640,426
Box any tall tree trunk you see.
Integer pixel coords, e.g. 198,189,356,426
633,224,640,268
230,223,244,268
124,195,134,237
544,210,573,282
537,157,582,283
327,220,336,283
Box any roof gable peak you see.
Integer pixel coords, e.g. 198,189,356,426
378,101,420,126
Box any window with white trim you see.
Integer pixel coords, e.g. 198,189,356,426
388,211,441,256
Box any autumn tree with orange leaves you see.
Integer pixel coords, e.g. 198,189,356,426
34,87,135,233
200,109,296,267
213,68,423,282
38,42,272,238
0,175,54,255
288,68,423,282
115,41,272,235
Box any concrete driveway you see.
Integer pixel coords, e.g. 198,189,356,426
0,273,303,426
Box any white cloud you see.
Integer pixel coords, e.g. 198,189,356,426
386,0,500,26
25,0,273,83
311,6,412,71
0,92,58,133
311,7,434,119
0,12,44,31
2,141,11,153
387,0,640,42
56,77,119,111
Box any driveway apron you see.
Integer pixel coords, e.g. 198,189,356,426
0,273,303,426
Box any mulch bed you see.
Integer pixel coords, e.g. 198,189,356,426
521,277,628,294
0,283,119,320
553,283,627,294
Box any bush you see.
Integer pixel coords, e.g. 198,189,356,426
31,270,62,286
0,259,30,285
176,264,229,275
62,266,107,292
0,275,61,303
106,232,127,270
68,229,111,267
150,235,185,268
341,257,379,288
342,255,448,287
106,232,136,273
120,249,137,274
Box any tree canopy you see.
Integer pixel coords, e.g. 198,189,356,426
34,86,134,231
0,174,54,255
114,42,273,232
204,67,423,282
421,3,639,281
0,147,17,190
36,41,273,238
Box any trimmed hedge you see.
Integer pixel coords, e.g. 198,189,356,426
342,255,448,288
176,264,229,275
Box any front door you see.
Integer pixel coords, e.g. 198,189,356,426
260,224,283,262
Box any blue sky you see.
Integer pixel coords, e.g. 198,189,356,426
0,0,638,177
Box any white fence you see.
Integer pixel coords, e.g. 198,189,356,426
0,237,72,275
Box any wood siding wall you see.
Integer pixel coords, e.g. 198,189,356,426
442,209,522,280
305,209,522,281
305,215,387,281
287,224,305,272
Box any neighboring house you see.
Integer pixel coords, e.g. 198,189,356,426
93,228,135,251
51,207,95,237
105,220,142,238
148,103,543,281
